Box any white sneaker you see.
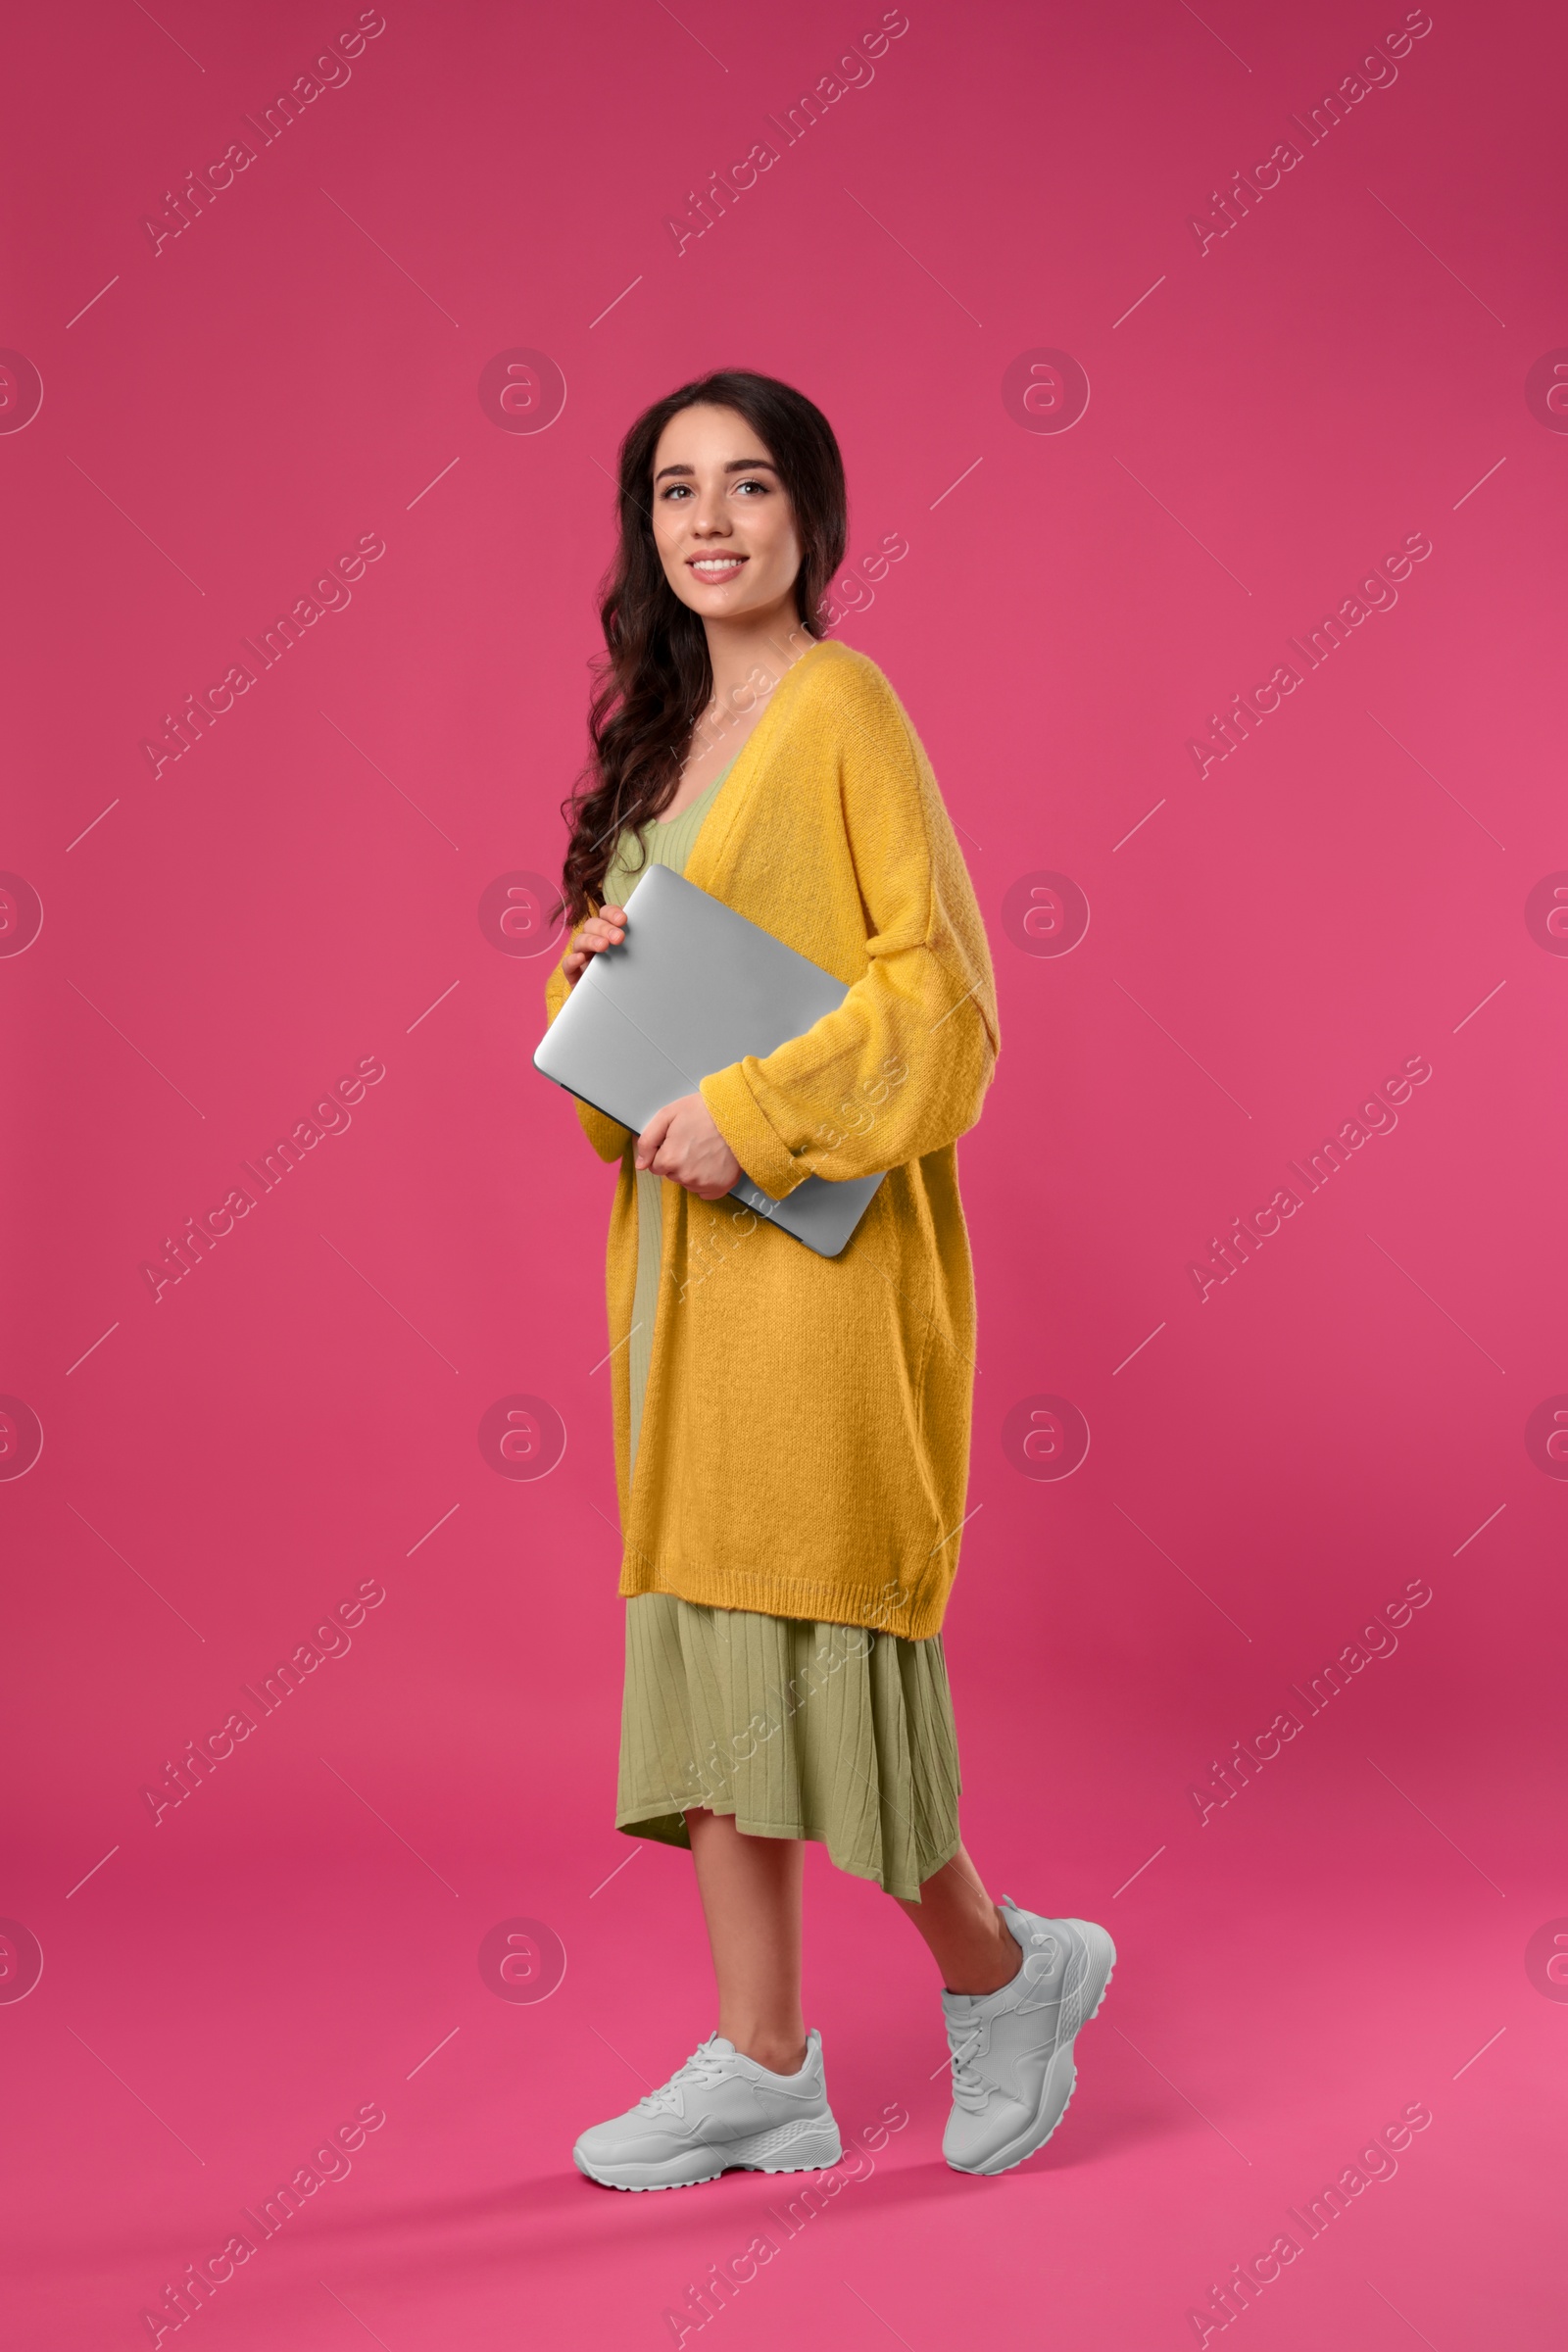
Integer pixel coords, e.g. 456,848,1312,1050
573,2030,843,2191
941,1897,1115,2176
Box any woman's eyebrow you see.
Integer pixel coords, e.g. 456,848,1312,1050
653,457,780,482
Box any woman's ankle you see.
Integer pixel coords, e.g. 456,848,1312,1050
944,1911,1023,1998
727,2028,808,2075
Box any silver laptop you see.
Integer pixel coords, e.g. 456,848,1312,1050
534,864,885,1257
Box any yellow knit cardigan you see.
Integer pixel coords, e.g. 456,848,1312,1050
542,638,1000,1641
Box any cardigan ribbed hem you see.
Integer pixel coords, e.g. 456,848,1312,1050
617,1541,946,1644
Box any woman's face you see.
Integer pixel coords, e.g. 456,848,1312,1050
650,404,803,624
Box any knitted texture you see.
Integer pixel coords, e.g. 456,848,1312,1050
541,639,1000,1640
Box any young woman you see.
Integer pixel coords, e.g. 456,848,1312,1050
543,369,1113,2187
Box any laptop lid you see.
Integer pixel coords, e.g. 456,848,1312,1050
533,864,885,1258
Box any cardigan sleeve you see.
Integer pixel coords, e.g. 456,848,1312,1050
699,670,1000,1200
542,948,634,1164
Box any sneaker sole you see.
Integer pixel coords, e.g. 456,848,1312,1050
946,1918,1117,2178
574,2116,844,2193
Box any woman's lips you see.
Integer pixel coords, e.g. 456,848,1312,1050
687,556,748,583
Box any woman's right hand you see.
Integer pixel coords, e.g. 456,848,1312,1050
561,905,629,990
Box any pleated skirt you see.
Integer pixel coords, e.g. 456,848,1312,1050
615,1592,963,1901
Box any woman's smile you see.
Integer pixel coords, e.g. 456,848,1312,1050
686,552,750,585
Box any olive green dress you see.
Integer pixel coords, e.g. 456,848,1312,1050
604,760,963,1901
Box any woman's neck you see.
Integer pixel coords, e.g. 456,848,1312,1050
688,603,818,777
705,599,815,705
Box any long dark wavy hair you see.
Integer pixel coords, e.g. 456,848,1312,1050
556,369,848,927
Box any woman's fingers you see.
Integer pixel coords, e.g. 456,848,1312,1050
638,1098,741,1198
635,1101,676,1171
562,906,630,986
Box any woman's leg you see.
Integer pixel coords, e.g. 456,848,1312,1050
893,1844,1024,1994
686,1808,808,2074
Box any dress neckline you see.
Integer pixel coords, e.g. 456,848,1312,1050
651,754,737,828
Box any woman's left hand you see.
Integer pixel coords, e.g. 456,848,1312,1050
636,1094,743,1200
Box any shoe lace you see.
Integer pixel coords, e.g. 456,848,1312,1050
636,2039,734,2118
945,2016,992,2113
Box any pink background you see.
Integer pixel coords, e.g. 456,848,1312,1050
3,0,1563,2343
